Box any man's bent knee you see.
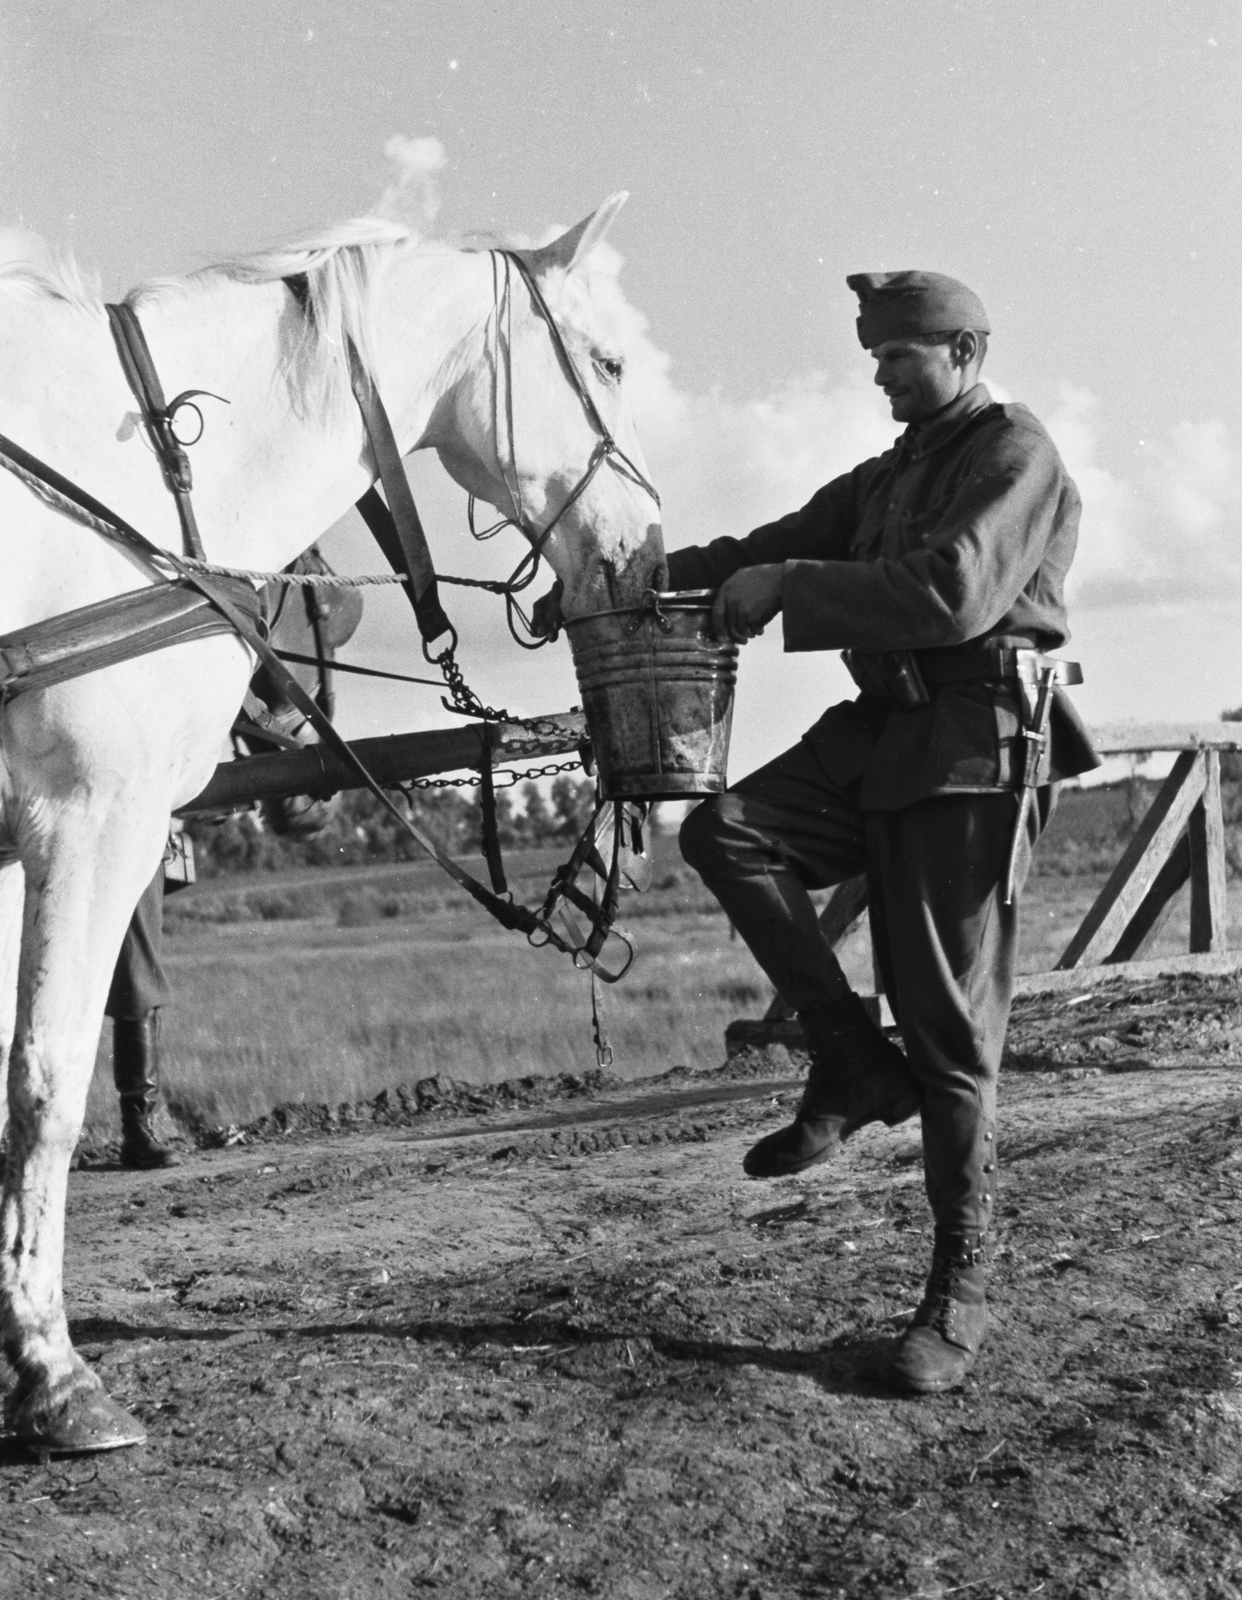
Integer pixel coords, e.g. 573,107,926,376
681,791,807,882
679,796,735,878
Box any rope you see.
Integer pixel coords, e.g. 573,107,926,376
178,558,410,587
174,558,534,595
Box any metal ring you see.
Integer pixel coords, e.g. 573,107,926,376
167,399,205,448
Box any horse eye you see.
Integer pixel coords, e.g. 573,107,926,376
595,355,624,384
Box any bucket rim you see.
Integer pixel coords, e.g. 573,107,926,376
564,589,717,627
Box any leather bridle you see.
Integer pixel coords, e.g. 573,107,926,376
441,248,662,651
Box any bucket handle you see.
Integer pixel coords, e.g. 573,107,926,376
624,588,676,636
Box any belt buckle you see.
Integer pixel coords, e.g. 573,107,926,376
1012,647,1041,685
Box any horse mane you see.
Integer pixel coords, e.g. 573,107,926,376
0,216,451,413
198,216,412,382
130,216,417,412
0,253,103,315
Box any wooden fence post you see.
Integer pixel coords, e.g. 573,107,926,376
1189,749,1228,953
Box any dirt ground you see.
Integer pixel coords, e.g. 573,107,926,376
5,970,1242,1599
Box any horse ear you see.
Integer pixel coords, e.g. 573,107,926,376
524,192,629,277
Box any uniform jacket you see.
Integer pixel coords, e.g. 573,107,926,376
665,384,1100,810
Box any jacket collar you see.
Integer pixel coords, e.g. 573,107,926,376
900,384,993,462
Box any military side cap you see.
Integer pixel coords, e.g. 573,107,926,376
847,270,990,348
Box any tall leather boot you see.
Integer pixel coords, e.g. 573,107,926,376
888,1228,988,1393
743,993,921,1178
113,1011,180,1170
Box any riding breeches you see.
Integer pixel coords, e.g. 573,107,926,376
105,866,170,1020
679,737,1053,1235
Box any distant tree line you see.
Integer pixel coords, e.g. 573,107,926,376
184,774,600,878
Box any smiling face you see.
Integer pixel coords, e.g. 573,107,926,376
870,331,982,423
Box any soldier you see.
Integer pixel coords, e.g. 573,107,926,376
666,271,1099,1392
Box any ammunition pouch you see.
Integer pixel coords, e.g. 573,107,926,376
842,649,931,709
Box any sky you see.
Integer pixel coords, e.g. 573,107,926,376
2,0,1241,779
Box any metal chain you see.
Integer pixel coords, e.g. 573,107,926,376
432,644,515,724
394,755,583,795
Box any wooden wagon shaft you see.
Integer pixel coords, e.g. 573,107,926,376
176,709,588,816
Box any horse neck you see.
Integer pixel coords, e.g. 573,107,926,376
131,251,492,573
367,246,494,450
129,278,365,571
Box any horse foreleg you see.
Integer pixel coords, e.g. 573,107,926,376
1,814,165,1453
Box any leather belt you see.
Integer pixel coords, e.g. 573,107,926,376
915,646,1083,689
843,644,1082,710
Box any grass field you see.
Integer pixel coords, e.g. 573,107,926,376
79,782,1242,1145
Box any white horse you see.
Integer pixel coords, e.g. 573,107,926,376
0,194,663,1451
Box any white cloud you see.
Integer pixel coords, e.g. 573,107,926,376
334,175,1242,753
1045,384,1242,609
582,240,898,546
376,135,447,229
585,244,1242,616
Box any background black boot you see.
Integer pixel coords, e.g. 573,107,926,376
888,1228,988,1393
113,1011,180,1170
743,994,921,1178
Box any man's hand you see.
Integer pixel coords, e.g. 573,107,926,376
531,578,564,642
711,565,784,643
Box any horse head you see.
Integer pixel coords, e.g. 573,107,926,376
425,195,665,622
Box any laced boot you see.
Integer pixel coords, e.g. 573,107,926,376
113,1011,180,1170
743,993,921,1178
888,1229,988,1393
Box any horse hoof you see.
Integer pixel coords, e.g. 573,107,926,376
14,1388,146,1456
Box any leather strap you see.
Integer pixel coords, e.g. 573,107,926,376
348,343,453,650
914,646,1083,689
0,429,632,976
0,577,262,701
478,726,509,896
105,302,213,561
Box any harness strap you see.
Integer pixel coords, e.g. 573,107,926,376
105,302,216,562
235,693,306,752
502,252,662,512
304,585,334,719
157,558,602,960
0,577,263,701
347,343,454,651
0,428,632,977
478,725,509,897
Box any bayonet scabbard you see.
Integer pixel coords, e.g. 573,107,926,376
1003,663,1058,906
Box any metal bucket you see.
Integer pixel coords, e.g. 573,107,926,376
566,590,738,800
